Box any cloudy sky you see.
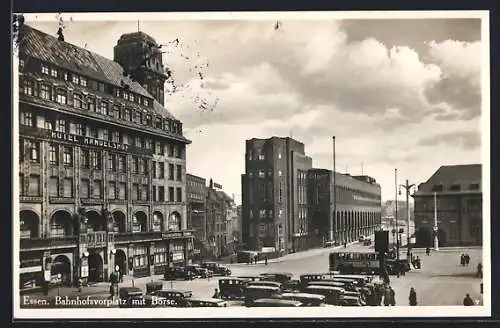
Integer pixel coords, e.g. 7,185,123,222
24,13,486,202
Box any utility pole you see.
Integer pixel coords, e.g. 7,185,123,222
331,136,336,242
434,192,439,251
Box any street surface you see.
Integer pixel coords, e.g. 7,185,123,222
20,240,483,308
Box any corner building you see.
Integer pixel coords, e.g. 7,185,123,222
17,25,194,291
413,164,482,247
241,137,312,253
307,170,382,247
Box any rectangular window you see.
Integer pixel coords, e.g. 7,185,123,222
23,79,34,96
176,187,182,202
141,158,148,175
145,138,152,150
27,141,39,162
19,174,24,196
100,101,109,115
132,183,139,200
169,164,174,180
88,98,95,112
102,129,109,141
118,182,126,200
108,181,116,199
176,165,182,181
159,162,165,179
56,91,67,104
39,84,51,100
159,186,165,201
80,179,90,198
125,108,131,121
89,127,98,139
135,137,142,148
57,119,66,133
49,176,58,197
167,187,174,202
28,174,40,196
63,147,73,166
49,144,58,165
80,78,87,87
108,153,116,171
152,186,157,201
132,157,139,174
41,65,49,74
44,119,54,130
118,155,126,173
21,112,33,126
63,178,73,198
92,180,102,198
91,151,101,170
112,131,121,143
72,75,79,84
81,150,90,168
50,68,57,77
141,184,148,201
74,94,83,109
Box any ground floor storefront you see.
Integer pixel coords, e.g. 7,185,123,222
19,233,194,293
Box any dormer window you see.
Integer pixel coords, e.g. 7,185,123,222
56,90,67,104
155,117,162,129
115,89,121,97
130,94,135,102
50,69,58,78
80,78,87,87
41,65,49,75
470,183,480,190
431,184,444,192
72,75,79,84
100,101,109,116
144,98,150,107
123,92,129,100
450,184,461,191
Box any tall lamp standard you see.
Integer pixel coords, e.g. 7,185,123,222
399,179,415,257
433,191,439,251
331,136,336,243
394,168,399,260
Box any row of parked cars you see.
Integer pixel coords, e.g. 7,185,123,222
164,262,232,281
218,272,383,307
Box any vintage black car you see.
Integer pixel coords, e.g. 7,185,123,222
278,292,326,306
305,285,345,305
244,285,282,305
200,262,231,276
188,298,228,307
259,272,293,284
118,287,144,308
249,298,302,307
247,281,283,291
164,266,195,280
186,265,212,278
219,277,249,299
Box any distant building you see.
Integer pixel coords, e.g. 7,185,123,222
241,137,312,253
186,174,207,258
307,170,382,247
413,164,482,247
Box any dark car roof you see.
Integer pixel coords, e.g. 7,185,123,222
120,287,142,292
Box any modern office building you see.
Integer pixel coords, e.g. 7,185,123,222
241,137,313,253
17,24,194,291
307,170,382,247
413,164,482,247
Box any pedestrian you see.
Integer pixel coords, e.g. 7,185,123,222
463,293,474,306
108,283,115,300
477,262,483,278
212,288,220,298
389,286,396,306
426,247,430,256
465,254,470,266
383,287,391,306
264,256,268,266
254,255,257,264
409,287,417,306
460,254,465,266
416,256,421,269
77,278,83,293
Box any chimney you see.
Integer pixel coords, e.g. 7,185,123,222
209,179,213,189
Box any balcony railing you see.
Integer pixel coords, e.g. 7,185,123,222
163,229,194,239
80,231,109,248
114,231,163,244
20,236,78,251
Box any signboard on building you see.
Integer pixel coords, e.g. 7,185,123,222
20,126,153,155
81,257,89,278
213,182,223,189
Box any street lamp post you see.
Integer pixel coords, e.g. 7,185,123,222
57,273,62,296
399,179,415,257
332,136,336,243
394,168,399,260
433,192,439,251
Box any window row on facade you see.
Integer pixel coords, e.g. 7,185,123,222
20,60,183,134
19,173,184,202
20,110,185,157
20,138,184,178
247,149,282,161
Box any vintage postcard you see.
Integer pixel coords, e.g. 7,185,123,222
12,11,490,319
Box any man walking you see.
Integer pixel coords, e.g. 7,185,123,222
409,287,417,306
463,293,474,306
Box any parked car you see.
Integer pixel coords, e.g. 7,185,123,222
363,238,372,246
188,298,228,307
149,289,193,307
218,277,249,299
164,266,195,281
118,287,143,308
200,261,231,276
186,265,212,278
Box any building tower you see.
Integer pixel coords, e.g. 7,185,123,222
113,31,168,106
